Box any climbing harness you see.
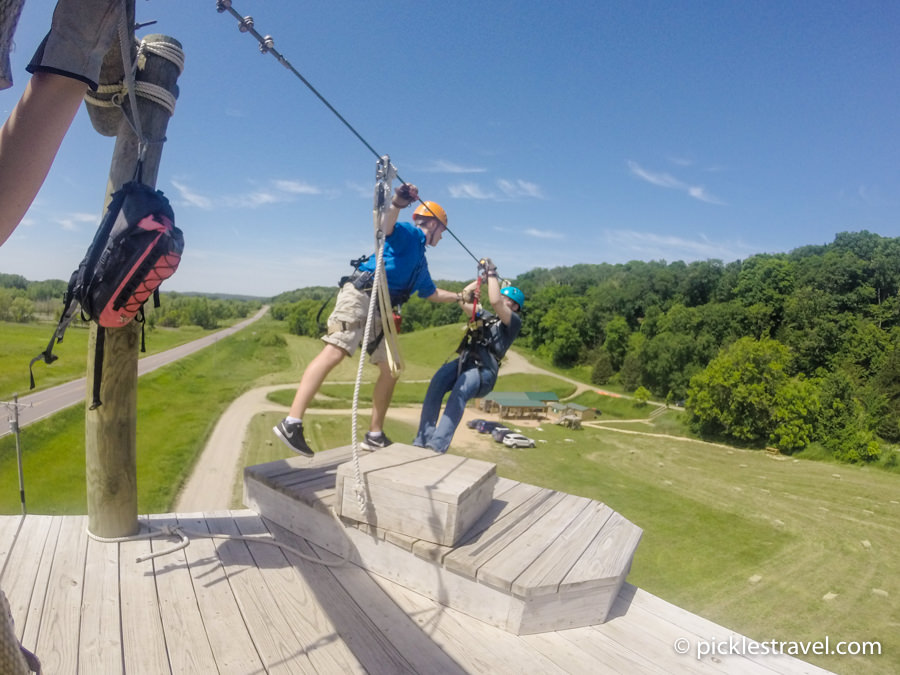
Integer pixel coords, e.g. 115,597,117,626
214,0,485,266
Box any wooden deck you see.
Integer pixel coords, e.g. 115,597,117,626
0,511,833,672
245,445,643,635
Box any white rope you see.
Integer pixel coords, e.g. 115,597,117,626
139,39,185,74
85,80,176,115
86,516,351,567
348,156,405,515
84,34,183,118
133,81,177,115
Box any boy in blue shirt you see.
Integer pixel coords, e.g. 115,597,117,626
274,184,460,455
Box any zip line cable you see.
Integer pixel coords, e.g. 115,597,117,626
215,0,482,265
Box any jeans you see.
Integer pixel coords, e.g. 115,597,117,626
414,360,494,453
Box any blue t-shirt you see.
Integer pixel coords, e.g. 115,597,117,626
358,221,436,300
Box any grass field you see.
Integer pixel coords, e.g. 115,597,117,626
1,318,896,674
0,319,247,401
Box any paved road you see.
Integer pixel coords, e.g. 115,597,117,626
0,306,269,437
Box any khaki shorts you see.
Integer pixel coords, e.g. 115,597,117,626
26,0,123,90
322,283,388,364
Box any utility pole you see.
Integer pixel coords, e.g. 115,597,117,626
84,6,183,537
2,394,31,515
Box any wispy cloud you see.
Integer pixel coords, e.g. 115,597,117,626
274,179,321,195
170,178,326,209
627,160,725,205
498,179,544,199
422,160,487,174
55,212,98,232
523,227,563,240
171,180,213,209
604,229,754,262
448,182,497,200
448,178,544,201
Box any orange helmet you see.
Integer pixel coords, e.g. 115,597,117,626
413,201,447,227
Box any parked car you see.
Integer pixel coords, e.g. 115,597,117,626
476,420,505,434
502,433,535,448
466,418,486,429
491,426,511,442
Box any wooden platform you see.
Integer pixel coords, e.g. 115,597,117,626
244,445,644,634
0,511,833,674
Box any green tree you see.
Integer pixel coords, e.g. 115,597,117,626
769,377,819,453
602,316,630,371
590,349,614,385
633,386,651,406
687,337,792,445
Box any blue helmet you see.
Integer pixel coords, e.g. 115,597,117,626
501,286,524,309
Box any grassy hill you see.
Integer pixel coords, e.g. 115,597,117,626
0,319,895,674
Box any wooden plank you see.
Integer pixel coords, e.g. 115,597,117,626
246,447,354,484
283,473,341,504
146,513,219,674
443,490,566,581
119,519,170,674
478,493,592,593
0,514,23,574
597,587,765,675
18,516,61,656
176,514,266,674
303,538,468,675
34,514,88,675
513,582,621,634
384,477,523,555
370,571,566,675
524,625,669,675
264,519,420,673
0,514,53,639
279,465,342,491
615,585,835,674
79,532,123,674
562,511,643,592
411,481,545,563
512,501,615,598
204,510,316,674
229,510,364,674
337,446,494,504
244,477,360,563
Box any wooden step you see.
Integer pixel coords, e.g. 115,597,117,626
244,445,642,635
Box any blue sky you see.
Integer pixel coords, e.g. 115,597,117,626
1,0,898,297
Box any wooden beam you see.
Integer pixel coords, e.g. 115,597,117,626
85,25,183,538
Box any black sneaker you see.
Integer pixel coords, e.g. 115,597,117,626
361,431,392,451
273,419,314,457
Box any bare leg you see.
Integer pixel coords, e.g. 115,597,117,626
0,72,88,245
288,343,347,418
370,361,397,434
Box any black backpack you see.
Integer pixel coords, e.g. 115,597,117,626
30,178,183,408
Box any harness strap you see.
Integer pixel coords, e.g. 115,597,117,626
90,328,106,410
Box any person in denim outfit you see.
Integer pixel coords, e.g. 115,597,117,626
414,259,523,453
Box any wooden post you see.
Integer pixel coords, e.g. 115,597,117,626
85,27,183,538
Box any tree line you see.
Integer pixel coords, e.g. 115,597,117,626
0,274,260,330
513,231,899,463
271,230,899,464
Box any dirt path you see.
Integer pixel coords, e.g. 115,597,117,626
174,349,625,511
